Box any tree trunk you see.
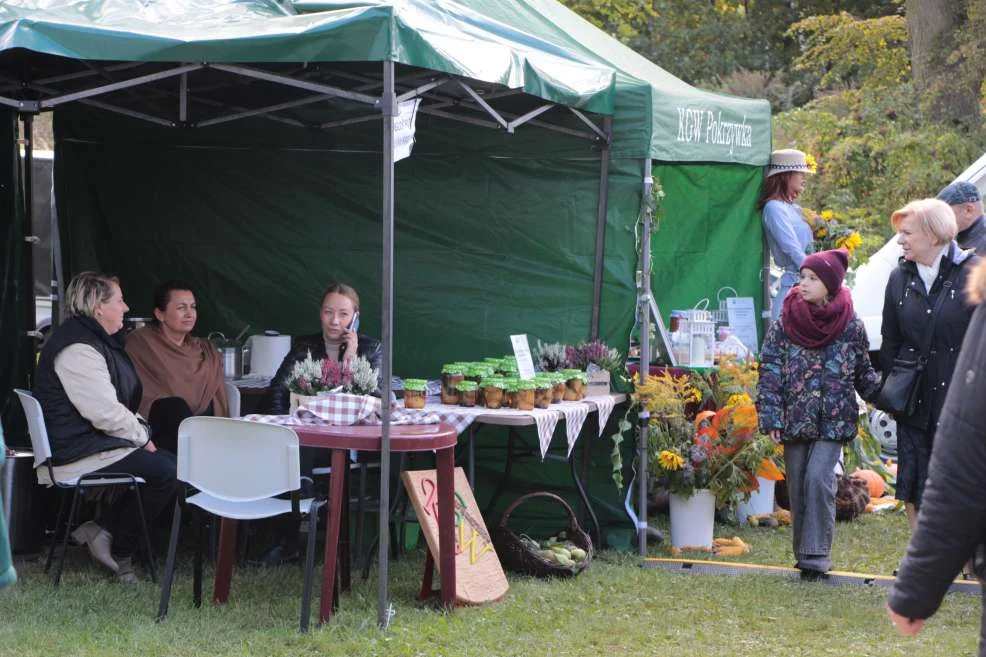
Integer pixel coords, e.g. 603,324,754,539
906,0,980,128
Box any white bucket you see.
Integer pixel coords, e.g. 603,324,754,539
736,477,776,525
669,489,716,549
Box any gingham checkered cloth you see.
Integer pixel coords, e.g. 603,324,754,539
243,393,442,426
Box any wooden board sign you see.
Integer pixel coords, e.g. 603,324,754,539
402,467,509,605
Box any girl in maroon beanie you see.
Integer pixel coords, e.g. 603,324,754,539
756,248,882,580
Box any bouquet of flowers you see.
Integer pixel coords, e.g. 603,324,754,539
637,358,782,504
287,350,380,396
533,340,569,372
801,208,863,258
565,340,623,372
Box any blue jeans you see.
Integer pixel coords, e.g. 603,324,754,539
771,272,798,321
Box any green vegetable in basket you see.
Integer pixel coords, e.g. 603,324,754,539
570,547,587,561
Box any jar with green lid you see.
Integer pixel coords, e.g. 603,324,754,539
549,373,567,403
502,378,519,409
481,377,506,409
533,378,553,409
562,368,584,401
515,379,537,411
402,378,428,409
456,380,479,407
441,364,465,405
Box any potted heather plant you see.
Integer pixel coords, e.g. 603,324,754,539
287,350,380,412
565,340,623,396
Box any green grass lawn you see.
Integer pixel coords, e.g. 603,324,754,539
0,510,979,657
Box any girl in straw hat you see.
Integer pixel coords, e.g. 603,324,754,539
759,149,816,320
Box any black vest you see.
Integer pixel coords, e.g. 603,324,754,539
34,316,143,466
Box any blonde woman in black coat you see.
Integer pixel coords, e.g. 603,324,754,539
880,198,977,527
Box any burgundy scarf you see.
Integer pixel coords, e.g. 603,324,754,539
781,285,855,349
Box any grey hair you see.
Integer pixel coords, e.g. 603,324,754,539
66,272,120,318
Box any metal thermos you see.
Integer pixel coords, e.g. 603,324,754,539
209,332,243,379
0,450,43,554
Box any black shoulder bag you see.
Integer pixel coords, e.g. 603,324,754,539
876,275,954,416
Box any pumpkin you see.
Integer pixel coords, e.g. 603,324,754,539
851,469,885,499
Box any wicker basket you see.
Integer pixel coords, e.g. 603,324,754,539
491,491,594,578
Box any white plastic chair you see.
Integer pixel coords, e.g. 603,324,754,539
223,382,241,418
156,416,324,632
13,389,157,585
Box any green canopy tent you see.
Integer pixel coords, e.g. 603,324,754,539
0,0,770,616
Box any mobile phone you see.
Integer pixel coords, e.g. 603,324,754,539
348,312,360,334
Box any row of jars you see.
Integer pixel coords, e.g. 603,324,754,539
441,365,589,410
400,361,591,410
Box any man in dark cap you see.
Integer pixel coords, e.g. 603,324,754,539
938,181,986,254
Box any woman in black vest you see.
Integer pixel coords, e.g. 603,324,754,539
34,272,178,583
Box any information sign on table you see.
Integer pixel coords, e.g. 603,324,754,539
510,334,537,380
726,296,759,354
402,467,509,606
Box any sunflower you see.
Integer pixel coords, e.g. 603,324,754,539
658,450,685,471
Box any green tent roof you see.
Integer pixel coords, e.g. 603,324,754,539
0,0,770,163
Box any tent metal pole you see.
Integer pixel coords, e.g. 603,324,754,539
377,58,397,630
589,116,612,340
209,64,378,106
568,107,608,142
19,114,36,379
637,158,653,557
179,73,188,123
39,64,204,108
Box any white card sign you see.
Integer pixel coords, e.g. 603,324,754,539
510,334,537,380
393,98,422,162
725,296,758,354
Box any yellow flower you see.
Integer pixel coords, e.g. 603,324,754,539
726,393,753,407
804,153,818,174
821,210,834,221
658,450,685,471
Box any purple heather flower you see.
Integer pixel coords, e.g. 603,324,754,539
690,444,707,464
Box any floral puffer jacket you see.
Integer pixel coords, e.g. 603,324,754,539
757,316,881,443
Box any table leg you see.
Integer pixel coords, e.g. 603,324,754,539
340,465,351,592
435,447,456,608
212,518,238,604
418,551,435,600
468,424,477,486
482,428,517,517
569,448,601,548
319,448,348,624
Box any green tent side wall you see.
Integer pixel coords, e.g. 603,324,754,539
52,107,764,538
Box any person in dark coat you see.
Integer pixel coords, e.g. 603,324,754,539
258,282,382,565
887,255,986,654
266,282,382,416
938,181,986,255
757,249,882,580
880,198,978,528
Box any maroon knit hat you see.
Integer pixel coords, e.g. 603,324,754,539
801,248,849,295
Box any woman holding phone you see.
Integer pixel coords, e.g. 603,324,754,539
260,282,382,565
266,282,382,415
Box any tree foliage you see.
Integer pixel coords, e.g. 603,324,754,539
559,0,985,260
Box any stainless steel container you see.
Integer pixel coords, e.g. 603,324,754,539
220,345,243,379
209,332,243,379
1,450,43,554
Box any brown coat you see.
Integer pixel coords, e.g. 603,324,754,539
125,325,228,418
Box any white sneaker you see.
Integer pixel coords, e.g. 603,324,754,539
70,521,119,573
